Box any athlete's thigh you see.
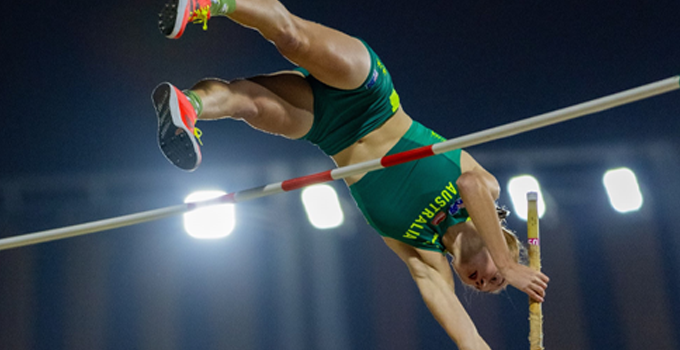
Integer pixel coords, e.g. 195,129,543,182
245,71,314,139
294,19,371,90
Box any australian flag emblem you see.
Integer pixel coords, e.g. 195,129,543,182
365,69,379,89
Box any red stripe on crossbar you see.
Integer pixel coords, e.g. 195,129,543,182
380,145,435,168
219,192,236,203
281,170,334,192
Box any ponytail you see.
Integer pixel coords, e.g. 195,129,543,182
497,205,526,264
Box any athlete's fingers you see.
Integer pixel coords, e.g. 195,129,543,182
530,284,545,298
530,279,548,297
528,289,544,303
534,279,548,290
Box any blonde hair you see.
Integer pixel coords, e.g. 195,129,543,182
502,227,525,264
497,206,526,264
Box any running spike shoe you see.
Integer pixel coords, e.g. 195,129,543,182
152,83,203,171
158,0,214,39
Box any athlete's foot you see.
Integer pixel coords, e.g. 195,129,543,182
152,83,203,171
158,0,235,39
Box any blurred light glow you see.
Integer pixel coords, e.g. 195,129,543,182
301,185,344,229
603,168,643,213
508,175,546,221
183,190,235,239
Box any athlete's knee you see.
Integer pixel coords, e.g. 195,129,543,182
268,15,311,58
191,78,230,95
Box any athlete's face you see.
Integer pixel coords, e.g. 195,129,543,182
454,248,507,293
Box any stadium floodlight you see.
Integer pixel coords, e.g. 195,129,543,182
508,175,546,221
183,190,236,239
301,184,344,229
603,168,643,213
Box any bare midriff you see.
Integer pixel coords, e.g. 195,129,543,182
332,108,413,186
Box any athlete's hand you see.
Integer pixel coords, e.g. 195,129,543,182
500,262,549,302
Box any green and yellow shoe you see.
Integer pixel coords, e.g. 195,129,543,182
158,0,236,39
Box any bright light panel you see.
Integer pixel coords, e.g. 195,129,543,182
603,168,643,213
508,175,546,221
183,190,235,239
301,185,344,229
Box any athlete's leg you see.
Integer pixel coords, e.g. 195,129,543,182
160,0,371,90
152,71,313,170
155,0,372,170
191,72,314,139
225,1,370,90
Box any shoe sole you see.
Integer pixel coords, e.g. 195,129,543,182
152,83,201,171
159,0,190,38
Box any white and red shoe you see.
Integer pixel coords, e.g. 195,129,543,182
158,0,215,39
152,83,203,171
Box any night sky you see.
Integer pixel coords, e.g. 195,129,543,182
1,0,679,349
2,0,678,175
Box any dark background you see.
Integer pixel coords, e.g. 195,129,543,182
1,0,679,349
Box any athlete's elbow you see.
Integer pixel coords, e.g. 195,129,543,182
457,171,499,199
451,327,490,350
457,334,490,350
405,256,432,280
456,172,485,196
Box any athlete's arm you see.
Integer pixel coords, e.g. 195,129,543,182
456,167,549,302
383,238,491,350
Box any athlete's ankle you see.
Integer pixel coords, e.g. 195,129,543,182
211,0,237,16
183,90,204,119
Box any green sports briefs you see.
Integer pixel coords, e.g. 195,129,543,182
350,121,470,253
295,39,400,156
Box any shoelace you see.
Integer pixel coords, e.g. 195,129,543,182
189,6,211,31
193,127,203,146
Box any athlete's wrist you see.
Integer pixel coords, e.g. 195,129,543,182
495,256,516,274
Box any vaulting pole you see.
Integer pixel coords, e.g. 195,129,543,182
527,192,544,350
